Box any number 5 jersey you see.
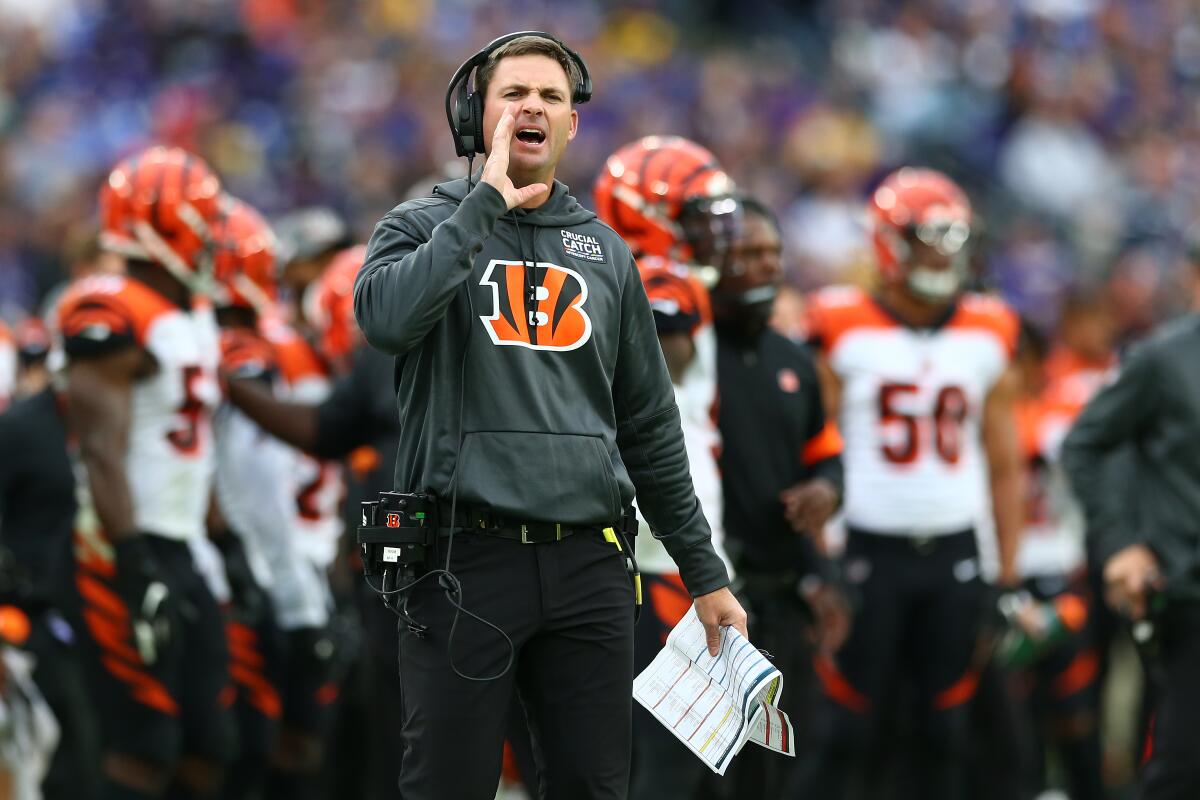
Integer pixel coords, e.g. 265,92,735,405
56,273,220,541
805,285,1017,535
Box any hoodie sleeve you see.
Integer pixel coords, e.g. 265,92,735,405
611,254,731,597
354,183,509,355
1062,341,1161,566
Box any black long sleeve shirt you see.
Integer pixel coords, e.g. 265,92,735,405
0,388,77,610
716,326,843,576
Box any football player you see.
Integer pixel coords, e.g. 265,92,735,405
57,146,234,798
208,196,309,800
594,135,737,800
256,249,355,800
798,167,1023,799
1005,297,1116,800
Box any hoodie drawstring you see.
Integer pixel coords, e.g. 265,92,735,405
510,210,538,347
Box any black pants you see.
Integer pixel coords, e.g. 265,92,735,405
75,535,236,768
795,529,986,800
29,609,102,800
396,530,634,800
1140,600,1200,799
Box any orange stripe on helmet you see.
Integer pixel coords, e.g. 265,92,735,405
98,146,222,282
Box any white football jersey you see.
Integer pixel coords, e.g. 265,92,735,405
262,319,344,570
58,274,220,541
213,328,330,629
1016,353,1112,578
807,286,1017,536
634,259,732,576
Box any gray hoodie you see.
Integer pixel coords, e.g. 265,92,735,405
354,177,730,596
1063,314,1200,600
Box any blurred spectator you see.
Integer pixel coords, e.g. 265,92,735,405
0,0,1197,340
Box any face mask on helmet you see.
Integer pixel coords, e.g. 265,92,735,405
893,218,971,303
678,195,744,289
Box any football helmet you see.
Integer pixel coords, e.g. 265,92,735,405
593,136,734,266
99,146,223,290
302,245,365,370
211,196,279,315
870,167,972,303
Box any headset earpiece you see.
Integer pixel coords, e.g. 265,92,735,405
468,91,485,155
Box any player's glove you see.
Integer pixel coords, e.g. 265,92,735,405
212,534,271,626
113,535,176,666
993,589,1082,669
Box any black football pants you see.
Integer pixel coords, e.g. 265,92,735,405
795,528,986,800
395,530,635,800
1140,600,1200,799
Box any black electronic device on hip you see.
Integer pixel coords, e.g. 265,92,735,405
358,491,438,595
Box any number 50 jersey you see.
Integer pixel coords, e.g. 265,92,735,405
56,274,220,541
805,286,1017,535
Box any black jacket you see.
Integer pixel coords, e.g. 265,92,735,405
0,388,77,609
1062,314,1200,599
354,178,729,596
716,326,843,576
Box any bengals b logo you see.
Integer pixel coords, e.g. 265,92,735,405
479,260,592,351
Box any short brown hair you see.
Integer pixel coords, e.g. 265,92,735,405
474,35,582,104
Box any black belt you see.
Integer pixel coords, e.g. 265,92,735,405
845,525,975,555
438,505,605,544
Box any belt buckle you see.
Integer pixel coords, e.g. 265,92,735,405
520,523,563,544
912,536,936,555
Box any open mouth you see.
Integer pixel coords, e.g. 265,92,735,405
515,128,546,145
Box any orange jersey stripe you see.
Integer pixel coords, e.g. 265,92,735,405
947,294,1018,357
803,286,896,355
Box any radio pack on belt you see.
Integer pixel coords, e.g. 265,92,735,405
357,492,438,581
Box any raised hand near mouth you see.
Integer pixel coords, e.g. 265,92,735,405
481,102,549,210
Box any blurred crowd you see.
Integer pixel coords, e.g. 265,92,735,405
3,0,1200,339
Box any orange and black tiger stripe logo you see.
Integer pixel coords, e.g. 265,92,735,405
638,260,711,336
479,259,592,351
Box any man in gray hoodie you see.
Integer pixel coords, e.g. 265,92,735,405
353,33,746,799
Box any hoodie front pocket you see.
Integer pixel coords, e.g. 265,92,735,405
456,431,621,525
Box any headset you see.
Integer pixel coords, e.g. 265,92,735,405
444,30,592,158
